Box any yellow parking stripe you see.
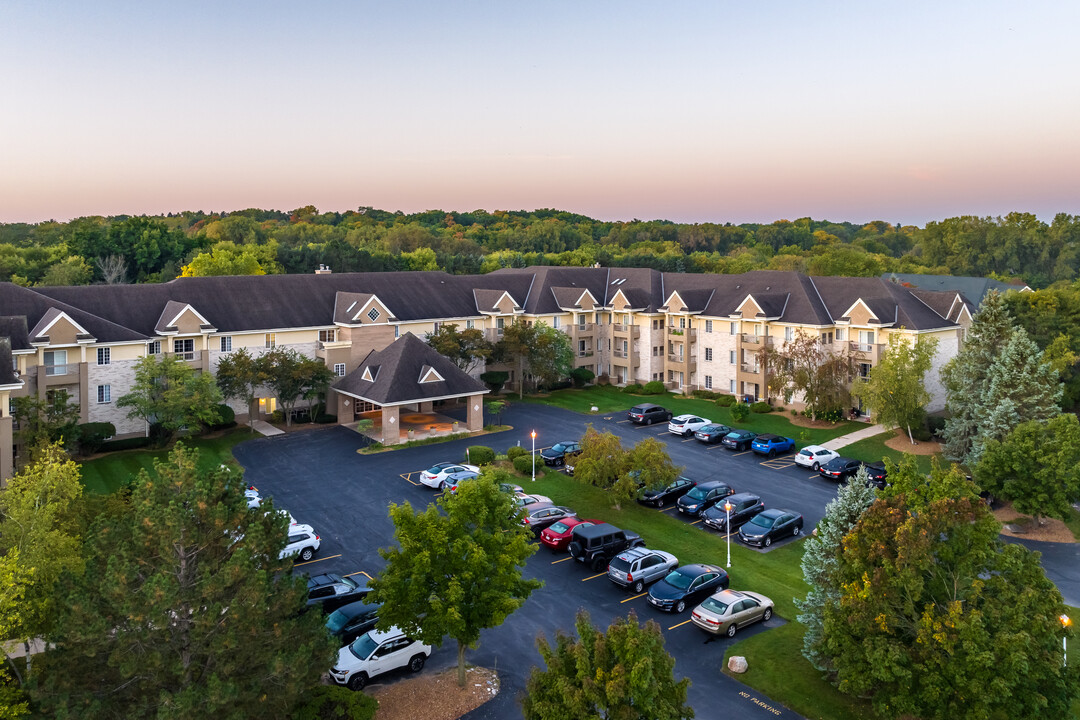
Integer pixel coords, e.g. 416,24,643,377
732,450,753,457
551,556,573,564
343,570,373,581
621,592,648,604
706,444,726,450
690,519,704,525
657,506,677,513
400,472,422,486
681,437,696,443
581,572,608,581
668,618,695,630
295,553,341,567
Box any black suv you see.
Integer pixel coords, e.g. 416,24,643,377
307,573,371,613
540,441,582,467
676,480,734,517
701,492,765,532
568,522,644,571
627,404,672,425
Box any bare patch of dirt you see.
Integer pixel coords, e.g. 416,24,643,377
785,413,843,429
368,666,499,720
883,428,942,456
995,503,1076,543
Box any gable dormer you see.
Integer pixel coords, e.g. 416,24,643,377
474,289,522,316
361,365,379,382
334,292,397,326
661,290,688,313
29,308,94,346
735,295,764,319
551,286,600,312
155,301,215,335
838,298,895,327
418,365,445,384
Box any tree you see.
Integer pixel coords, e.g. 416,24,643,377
94,254,127,284
0,443,84,679
0,551,29,718
975,414,1080,525
214,348,267,431
794,467,876,672
623,437,679,505
572,426,628,495
821,458,1078,719
32,444,336,719
572,428,678,509
367,469,541,687
851,332,938,443
38,256,92,286
759,333,853,420
495,321,536,399
425,323,492,373
522,609,693,720
10,389,80,458
484,399,508,426
116,354,224,445
258,348,335,426
528,322,574,390
180,240,282,277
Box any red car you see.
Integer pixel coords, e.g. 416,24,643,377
539,517,602,551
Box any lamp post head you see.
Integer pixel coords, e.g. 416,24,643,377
1062,614,1072,628
724,502,733,512
531,431,536,439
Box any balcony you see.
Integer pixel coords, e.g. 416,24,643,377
166,350,204,366
572,323,596,337
740,334,773,346
612,324,640,338
577,350,594,358
740,363,762,374
849,342,882,363
667,327,697,339
667,353,685,364
43,363,76,377
613,349,628,359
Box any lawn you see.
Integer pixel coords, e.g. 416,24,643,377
840,430,937,475
517,386,861,447
78,429,254,494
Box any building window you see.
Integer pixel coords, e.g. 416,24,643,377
679,317,686,329
334,363,346,377
97,384,111,403
859,362,872,378
466,319,475,329
367,307,381,322
835,328,846,341
148,341,160,355
653,319,660,329
705,375,713,389
730,322,737,335
173,338,195,360
729,350,736,364
668,370,674,381
496,317,505,330
220,336,232,352
551,316,559,329
394,325,400,338
705,347,713,361
730,379,737,393
319,329,335,343
576,314,585,328
43,350,67,376
705,320,713,333
97,347,110,365
785,327,794,342
265,333,276,348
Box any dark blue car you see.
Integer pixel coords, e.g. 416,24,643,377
751,434,795,457
647,564,729,614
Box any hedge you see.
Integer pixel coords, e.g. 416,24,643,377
715,394,737,407
315,413,338,424
506,446,528,461
99,436,152,452
691,389,722,400
641,381,666,395
749,401,773,414
730,404,750,423
623,383,643,394
513,454,541,475
77,422,116,454
570,367,596,387
466,445,495,465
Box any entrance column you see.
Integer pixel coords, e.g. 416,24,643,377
467,394,483,432
381,405,400,445
419,401,433,413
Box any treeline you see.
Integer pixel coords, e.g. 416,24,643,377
1,206,1078,288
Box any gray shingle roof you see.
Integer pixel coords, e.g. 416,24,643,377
0,316,31,351
0,283,147,343
882,273,1027,306
0,337,20,387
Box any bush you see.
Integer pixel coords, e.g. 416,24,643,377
77,422,116,454
513,454,541,475
712,394,734,407
315,413,338,424
467,445,495,465
749,401,773,414
910,424,934,442
540,379,573,392
98,436,151,453
691,389,721,400
730,403,750,423
209,404,236,430
927,415,947,438
569,367,595,387
790,408,800,417
480,371,509,394
641,381,666,395
810,406,844,423
506,446,528,461
293,684,378,720
269,409,285,424
623,383,643,394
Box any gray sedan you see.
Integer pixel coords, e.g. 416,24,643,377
690,589,774,637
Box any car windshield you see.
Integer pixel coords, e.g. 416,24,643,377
685,487,707,501
426,465,448,474
663,570,693,590
551,443,568,453
348,633,379,661
748,514,773,528
340,576,359,591
701,596,730,615
325,609,350,633
548,521,569,534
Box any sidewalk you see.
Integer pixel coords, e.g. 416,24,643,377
819,424,893,451
251,420,285,437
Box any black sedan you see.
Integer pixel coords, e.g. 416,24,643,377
818,457,863,482
637,476,697,508
540,441,581,467
647,564,729,614
864,461,887,489
738,509,804,548
721,430,757,451
693,424,731,444
324,600,382,645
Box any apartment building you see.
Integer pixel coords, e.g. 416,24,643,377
0,266,974,480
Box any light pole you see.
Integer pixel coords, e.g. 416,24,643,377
1062,614,1072,666
531,430,537,482
724,501,733,568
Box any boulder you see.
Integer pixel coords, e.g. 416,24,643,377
727,655,748,674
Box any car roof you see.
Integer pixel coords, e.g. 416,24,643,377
676,563,721,576
573,522,622,538
430,461,456,468
755,434,779,441
695,480,729,490
616,546,655,561
758,508,786,519
289,524,316,534
801,445,827,452
726,492,761,503
364,627,408,644
632,403,661,409
726,429,752,436
529,505,569,516
712,589,747,602
672,414,698,420
826,456,857,464
308,573,344,587
332,600,382,618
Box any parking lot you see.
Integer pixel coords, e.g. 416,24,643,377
234,403,842,719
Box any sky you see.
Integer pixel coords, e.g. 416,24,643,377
2,1,1079,226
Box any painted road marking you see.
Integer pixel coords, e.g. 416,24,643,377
690,519,704,525
400,472,422,486
657,506,678,513
732,450,753,457
808,473,821,480
551,557,573,564
621,592,648,604
760,459,795,470
668,618,695,630
295,554,341,567
738,690,786,715
344,570,374,581
681,437,696,443
706,444,727,450
615,419,631,424
582,572,608,581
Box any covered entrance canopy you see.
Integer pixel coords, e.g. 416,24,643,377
331,333,489,445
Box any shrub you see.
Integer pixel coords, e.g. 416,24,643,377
77,422,116,454
642,381,666,395
293,685,378,720
749,401,773,414
541,379,573,392
790,408,800,417
623,383,643,394
691,389,721,400
715,394,736,407
479,371,509,394
467,445,495,465
506,446,528,461
911,424,934,442
315,413,338,424
99,436,151,453
927,415,947,438
730,403,750,423
810,406,844,423
570,367,595,387
513,454,541,475
269,409,285,424
209,404,236,430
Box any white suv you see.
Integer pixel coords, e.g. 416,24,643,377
668,414,711,437
794,445,839,471
330,627,432,691
280,524,321,562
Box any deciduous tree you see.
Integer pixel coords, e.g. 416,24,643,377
116,354,224,445
760,333,853,420
851,332,938,443
214,348,267,430
425,323,492,373
528,322,574,390
10,389,80,459
259,347,335,426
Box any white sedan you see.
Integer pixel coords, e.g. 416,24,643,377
794,445,839,471
419,462,480,489
668,414,712,437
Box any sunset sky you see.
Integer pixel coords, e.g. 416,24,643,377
2,1,1078,225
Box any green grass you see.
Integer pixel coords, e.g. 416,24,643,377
518,386,861,447
1064,508,1080,542
78,429,253,494
841,430,937,474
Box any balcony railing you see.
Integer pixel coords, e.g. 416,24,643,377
667,353,686,364
740,363,762,375
850,342,876,353
577,350,594,358
613,324,640,337
166,350,202,363
740,333,773,346
667,327,697,338
613,349,628,359
573,323,596,334
44,363,75,377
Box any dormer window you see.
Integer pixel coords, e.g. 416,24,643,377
367,307,381,322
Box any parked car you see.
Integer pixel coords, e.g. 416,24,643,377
647,564,729,613
721,430,757,451
540,441,582,467
693,423,731,444
676,480,734,517
281,524,321,562
568,522,644,571
512,493,552,509
522,505,576,534
443,470,479,493
329,627,431,691
420,462,480,489
691,589,774,637
325,600,383,646
637,476,697,508
307,573,371,613
738,509,804,548
668,415,712,437
627,403,673,425
864,461,888,489
818,457,863,482
751,434,795,457
607,547,679,593
539,517,601,551
794,445,839,471
701,492,764,532
244,485,262,509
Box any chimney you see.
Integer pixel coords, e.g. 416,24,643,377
315,264,332,275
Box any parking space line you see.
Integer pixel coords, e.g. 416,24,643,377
690,519,704,525
343,570,374,581
615,419,630,423
295,554,341,567
668,619,695,630
621,592,648,604
581,572,608,581
400,472,422,486
657,506,677,513
706,444,726,450
808,474,821,480
551,557,573,564
681,437,696,443
732,450,753,457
